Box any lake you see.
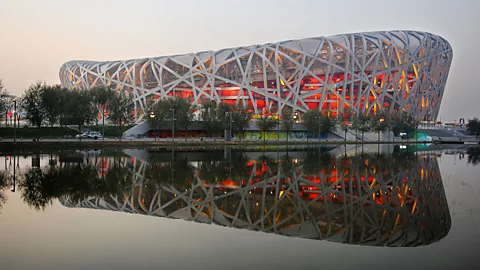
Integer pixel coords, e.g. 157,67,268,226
1,144,479,270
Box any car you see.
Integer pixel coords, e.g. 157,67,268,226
75,131,103,140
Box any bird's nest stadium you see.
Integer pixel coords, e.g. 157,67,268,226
60,30,452,123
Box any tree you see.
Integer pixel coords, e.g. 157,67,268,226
0,80,12,127
0,168,8,212
339,116,349,142
467,147,480,166
21,82,46,128
302,110,320,141
58,88,71,127
90,86,112,138
391,111,418,140
217,103,232,123
201,100,223,137
217,103,234,139
66,90,97,139
351,114,371,141
319,113,338,141
281,107,295,142
41,84,63,127
383,112,394,141
108,91,134,141
467,118,480,140
231,105,250,141
147,98,173,139
256,111,276,142
172,97,195,141
370,112,391,142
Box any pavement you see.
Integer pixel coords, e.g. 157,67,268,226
0,136,478,145
0,137,346,143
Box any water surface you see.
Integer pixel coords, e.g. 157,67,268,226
1,145,479,269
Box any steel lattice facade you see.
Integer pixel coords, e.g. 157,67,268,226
60,30,452,122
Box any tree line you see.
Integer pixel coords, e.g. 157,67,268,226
18,82,134,138
145,97,422,141
467,118,480,139
0,79,14,124
147,99,298,141
147,96,419,141
1,78,428,141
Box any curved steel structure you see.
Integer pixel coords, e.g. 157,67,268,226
60,30,452,122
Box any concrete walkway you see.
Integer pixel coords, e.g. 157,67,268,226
1,137,478,149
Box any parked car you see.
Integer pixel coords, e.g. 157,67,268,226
75,131,103,140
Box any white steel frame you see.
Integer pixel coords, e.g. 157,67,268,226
60,30,452,123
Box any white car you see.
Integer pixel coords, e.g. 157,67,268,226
76,131,103,140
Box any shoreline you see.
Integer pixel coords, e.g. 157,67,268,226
1,139,478,150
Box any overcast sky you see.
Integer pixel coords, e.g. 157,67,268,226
0,0,478,121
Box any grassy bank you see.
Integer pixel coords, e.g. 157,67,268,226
0,127,78,138
0,126,133,138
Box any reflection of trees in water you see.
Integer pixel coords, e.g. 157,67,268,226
0,170,8,212
467,147,480,166
198,152,227,184
20,157,133,210
54,150,451,247
302,148,335,176
149,152,195,187
7,148,450,246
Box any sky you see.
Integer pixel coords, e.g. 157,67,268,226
0,0,479,121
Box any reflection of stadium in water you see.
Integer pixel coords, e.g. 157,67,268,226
60,149,450,247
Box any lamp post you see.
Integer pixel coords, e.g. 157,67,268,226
149,111,155,141
171,148,175,182
102,104,106,141
11,152,17,192
316,115,321,142
225,112,233,141
229,112,232,141
277,114,280,142
170,108,175,142
13,100,16,143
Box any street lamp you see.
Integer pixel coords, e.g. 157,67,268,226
277,114,280,142
169,108,175,142
149,111,155,141
225,112,233,141
102,105,107,141
13,100,16,143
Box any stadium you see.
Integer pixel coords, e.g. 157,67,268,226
60,30,452,125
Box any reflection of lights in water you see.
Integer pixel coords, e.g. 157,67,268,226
59,152,451,247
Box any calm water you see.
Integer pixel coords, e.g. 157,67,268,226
0,145,479,270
